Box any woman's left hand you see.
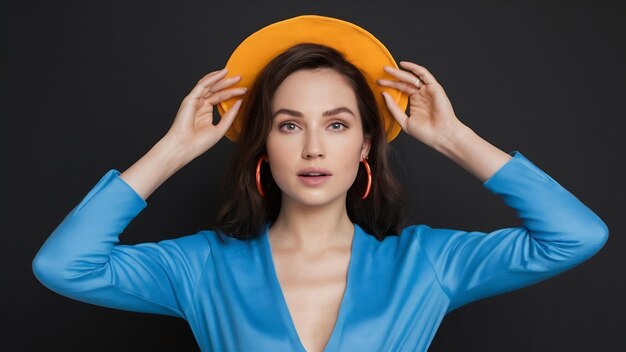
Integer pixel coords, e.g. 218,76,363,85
378,61,466,148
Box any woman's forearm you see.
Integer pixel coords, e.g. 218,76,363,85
433,123,513,183
119,136,190,201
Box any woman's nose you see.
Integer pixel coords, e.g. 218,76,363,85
302,131,325,159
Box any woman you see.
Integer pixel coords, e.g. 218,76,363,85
33,15,608,352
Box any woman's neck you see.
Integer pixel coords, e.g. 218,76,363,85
269,195,354,253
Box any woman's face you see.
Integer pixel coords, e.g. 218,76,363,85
266,68,371,208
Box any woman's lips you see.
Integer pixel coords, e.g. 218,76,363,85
298,175,331,186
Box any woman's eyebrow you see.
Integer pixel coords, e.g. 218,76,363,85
272,106,355,118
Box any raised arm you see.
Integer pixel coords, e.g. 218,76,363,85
32,67,247,317
379,61,608,312
32,168,209,317
120,67,246,200
409,149,608,312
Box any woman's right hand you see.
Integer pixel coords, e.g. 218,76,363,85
164,68,247,162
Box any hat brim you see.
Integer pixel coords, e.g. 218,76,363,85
217,14,408,143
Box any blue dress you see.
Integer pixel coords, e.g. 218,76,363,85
32,151,608,351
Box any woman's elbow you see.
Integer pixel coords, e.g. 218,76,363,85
32,246,81,293
567,218,609,260
32,248,64,291
585,219,609,255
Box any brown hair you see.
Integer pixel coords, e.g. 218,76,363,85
213,43,408,242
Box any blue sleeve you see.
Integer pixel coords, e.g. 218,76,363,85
412,151,609,313
32,169,211,319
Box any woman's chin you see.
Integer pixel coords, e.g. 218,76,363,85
281,190,347,208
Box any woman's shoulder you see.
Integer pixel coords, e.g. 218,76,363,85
362,223,435,239
361,223,462,256
188,227,266,251
357,223,435,248
396,223,461,246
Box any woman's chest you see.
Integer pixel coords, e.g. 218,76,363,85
272,248,351,352
189,231,451,351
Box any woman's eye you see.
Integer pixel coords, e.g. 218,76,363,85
330,122,348,131
279,122,298,132
278,121,348,133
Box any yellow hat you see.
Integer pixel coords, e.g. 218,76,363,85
217,14,408,143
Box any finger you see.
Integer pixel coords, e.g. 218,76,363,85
193,68,227,86
201,67,229,80
381,91,408,132
186,68,230,100
195,103,214,118
377,79,420,95
215,99,243,137
397,61,438,86
205,87,248,105
383,66,429,89
201,75,243,99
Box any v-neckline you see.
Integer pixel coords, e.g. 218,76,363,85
262,221,360,352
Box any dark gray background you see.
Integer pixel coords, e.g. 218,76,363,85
3,0,624,351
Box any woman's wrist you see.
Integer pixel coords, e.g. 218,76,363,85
432,122,472,156
158,134,195,168
432,123,512,183
118,136,190,201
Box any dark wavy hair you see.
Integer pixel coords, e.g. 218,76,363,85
213,43,407,242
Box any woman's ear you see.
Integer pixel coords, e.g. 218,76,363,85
361,135,372,160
